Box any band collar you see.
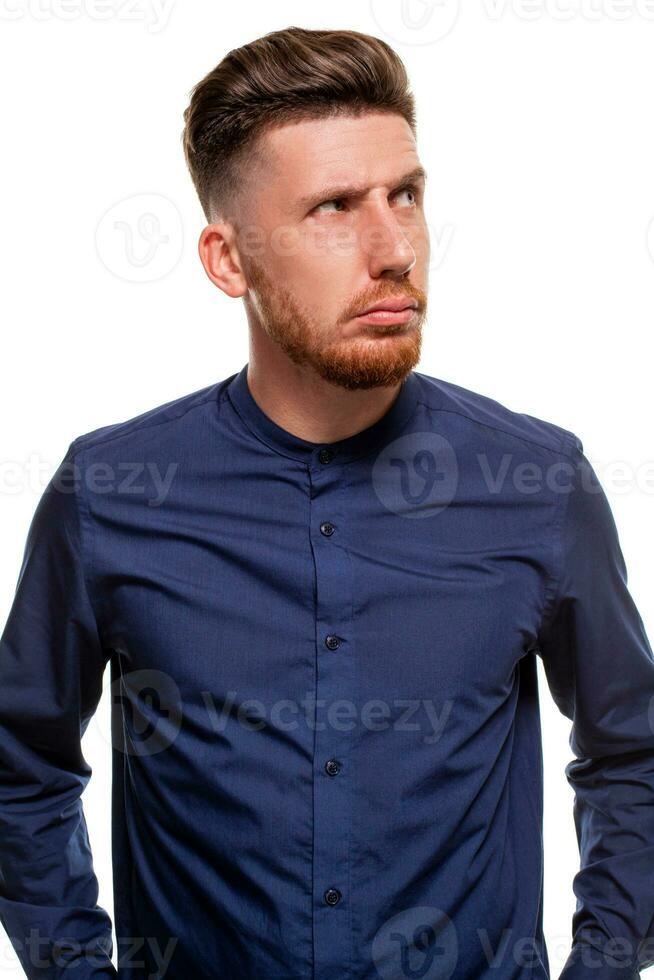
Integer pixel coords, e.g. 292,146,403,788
225,362,421,465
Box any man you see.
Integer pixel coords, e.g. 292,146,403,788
0,25,652,980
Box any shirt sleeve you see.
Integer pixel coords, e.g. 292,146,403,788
536,433,654,979
0,442,117,979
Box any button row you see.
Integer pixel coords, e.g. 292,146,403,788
317,453,342,912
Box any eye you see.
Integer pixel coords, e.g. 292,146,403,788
314,198,347,214
395,186,418,207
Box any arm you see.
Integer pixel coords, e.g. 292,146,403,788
537,434,654,979
0,443,117,978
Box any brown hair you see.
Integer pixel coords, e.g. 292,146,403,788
182,26,416,224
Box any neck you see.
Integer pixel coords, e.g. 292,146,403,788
246,333,406,446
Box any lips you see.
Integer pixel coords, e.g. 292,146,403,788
357,297,418,316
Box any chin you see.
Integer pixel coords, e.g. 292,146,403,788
312,339,422,391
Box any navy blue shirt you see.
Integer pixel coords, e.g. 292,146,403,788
1,364,653,980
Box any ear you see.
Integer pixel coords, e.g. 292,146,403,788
198,222,247,298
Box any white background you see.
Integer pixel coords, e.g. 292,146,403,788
1,0,653,976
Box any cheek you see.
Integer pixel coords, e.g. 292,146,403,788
300,217,367,271
286,269,346,324
276,232,360,303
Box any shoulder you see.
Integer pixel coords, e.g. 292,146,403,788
64,373,238,461
412,369,583,459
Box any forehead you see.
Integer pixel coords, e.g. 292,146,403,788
260,111,420,196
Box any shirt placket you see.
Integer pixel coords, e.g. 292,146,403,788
307,445,357,980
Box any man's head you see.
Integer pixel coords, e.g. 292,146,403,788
182,27,429,390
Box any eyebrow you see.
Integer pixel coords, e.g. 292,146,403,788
297,165,428,211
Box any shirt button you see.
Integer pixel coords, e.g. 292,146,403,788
324,888,341,906
320,521,336,537
325,634,341,651
318,447,335,464
324,759,341,776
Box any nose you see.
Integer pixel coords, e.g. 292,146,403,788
362,201,417,279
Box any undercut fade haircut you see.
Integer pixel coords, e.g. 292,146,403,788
182,26,417,224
